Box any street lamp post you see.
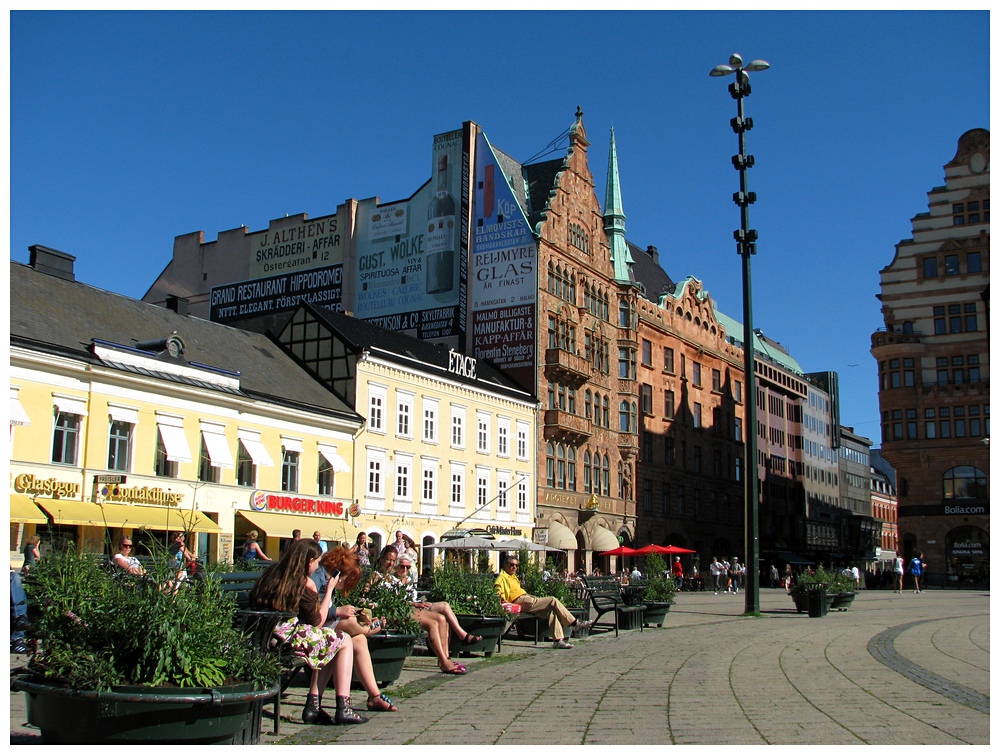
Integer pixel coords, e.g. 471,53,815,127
710,53,769,615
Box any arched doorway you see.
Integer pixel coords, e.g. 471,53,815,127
945,525,989,585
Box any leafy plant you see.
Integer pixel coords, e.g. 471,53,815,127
22,540,277,692
634,553,677,604
515,546,582,609
429,561,504,616
788,565,850,595
343,570,422,634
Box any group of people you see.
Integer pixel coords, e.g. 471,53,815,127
708,556,745,594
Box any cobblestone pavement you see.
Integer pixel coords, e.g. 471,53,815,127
9,588,989,745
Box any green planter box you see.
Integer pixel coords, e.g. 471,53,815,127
355,633,419,688
14,677,274,744
643,601,672,627
830,592,857,610
449,615,507,657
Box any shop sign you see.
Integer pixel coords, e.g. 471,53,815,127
898,502,990,517
949,540,985,557
486,525,523,537
100,484,184,507
13,474,80,500
251,490,345,518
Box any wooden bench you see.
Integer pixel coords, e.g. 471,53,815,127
580,576,645,636
500,605,590,646
215,570,267,609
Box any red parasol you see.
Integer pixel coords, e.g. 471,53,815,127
634,544,696,555
597,545,641,557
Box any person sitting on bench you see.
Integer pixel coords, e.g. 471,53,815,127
494,554,590,649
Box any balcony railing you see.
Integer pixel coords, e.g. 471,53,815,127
542,409,592,445
543,347,591,386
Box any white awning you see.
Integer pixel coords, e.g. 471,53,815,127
591,525,620,552
238,430,275,467
157,422,193,464
318,445,350,473
281,436,304,454
547,520,578,549
10,388,30,426
53,394,87,416
201,425,234,469
108,405,139,424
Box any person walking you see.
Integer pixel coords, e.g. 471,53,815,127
893,555,905,593
710,557,723,593
769,564,779,589
671,557,684,590
909,552,926,593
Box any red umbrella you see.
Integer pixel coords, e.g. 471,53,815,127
598,545,641,557
634,544,696,555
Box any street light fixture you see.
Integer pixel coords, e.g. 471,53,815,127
710,52,768,615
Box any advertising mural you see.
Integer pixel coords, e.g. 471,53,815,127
210,265,342,323
353,128,469,342
470,131,537,390
248,214,344,279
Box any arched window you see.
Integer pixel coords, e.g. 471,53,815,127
602,454,611,496
602,396,610,428
902,321,914,334
546,442,555,487
556,444,566,488
943,466,987,499
547,261,556,294
583,450,592,493
585,389,593,420
567,447,576,491
619,401,630,432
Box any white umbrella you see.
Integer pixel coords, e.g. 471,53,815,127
492,539,564,552
427,536,498,550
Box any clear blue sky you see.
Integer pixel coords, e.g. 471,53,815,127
10,10,989,442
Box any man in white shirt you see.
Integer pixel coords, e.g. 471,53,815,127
313,530,328,554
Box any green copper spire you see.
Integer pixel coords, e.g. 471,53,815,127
605,128,633,283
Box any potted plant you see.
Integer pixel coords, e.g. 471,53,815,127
829,569,859,610
789,566,837,614
13,540,278,744
429,561,506,656
340,571,422,687
633,553,676,627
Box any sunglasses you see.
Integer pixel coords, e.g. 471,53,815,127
122,544,133,549
507,563,518,568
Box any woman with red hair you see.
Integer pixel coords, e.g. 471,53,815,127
318,546,399,712
249,539,366,726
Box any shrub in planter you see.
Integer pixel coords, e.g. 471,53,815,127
634,553,677,604
17,541,277,743
429,561,504,617
341,570,422,635
516,546,583,609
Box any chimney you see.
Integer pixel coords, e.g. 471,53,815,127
165,295,189,317
28,245,76,281
646,245,658,264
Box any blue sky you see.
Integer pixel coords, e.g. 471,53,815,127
9,10,989,442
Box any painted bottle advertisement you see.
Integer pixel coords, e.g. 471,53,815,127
425,154,456,295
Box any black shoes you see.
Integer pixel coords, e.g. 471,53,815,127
335,696,369,725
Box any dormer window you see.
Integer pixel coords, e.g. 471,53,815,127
568,223,590,254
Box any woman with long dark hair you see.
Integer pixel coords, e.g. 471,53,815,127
248,539,366,725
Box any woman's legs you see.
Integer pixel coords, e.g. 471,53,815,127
349,633,382,701
416,609,457,671
428,600,471,640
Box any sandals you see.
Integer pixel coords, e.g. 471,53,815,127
366,693,398,712
461,633,484,645
441,662,467,675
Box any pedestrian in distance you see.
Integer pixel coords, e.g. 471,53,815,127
893,555,905,593
909,552,926,593
769,563,779,589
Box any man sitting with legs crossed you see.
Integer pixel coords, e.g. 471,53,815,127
494,554,590,649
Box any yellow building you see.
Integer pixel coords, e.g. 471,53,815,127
275,304,538,573
10,248,363,564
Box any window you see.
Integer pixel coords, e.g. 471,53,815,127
619,401,631,433
281,449,300,492
516,421,529,460
735,456,742,482
422,464,436,504
660,483,670,514
237,443,255,487
969,355,981,383
694,446,703,473
693,402,703,429
568,223,590,254
107,420,132,472
52,411,81,465
642,480,652,512
497,419,510,457
476,472,489,511
397,394,413,438
663,347,675,373
664,390,675,420
641,339,652,366
943,466,987,499
369,387,386,432
423,400,438,443
965,303,978,332
450,467,464,509
967,252,982,273
665,437,675,466
619,347,636,379
642,431,653,461
517,475,528,511
602,455,610,496
619,299,633,329
712,369,722,392
367,455,383,497
933,306,946,335
318,454,334,495
497,472,510,511
451,408,465,448
477,412,489,453
944,254,959,275
692,362,703,387
641,384,653,415
734,416,743,442
734,380,742,403
396,458,412,502
949,304,962,333
199,437,220,483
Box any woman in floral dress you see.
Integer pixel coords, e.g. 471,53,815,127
249,539,367,725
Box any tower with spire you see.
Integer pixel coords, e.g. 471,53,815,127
605,128,635,284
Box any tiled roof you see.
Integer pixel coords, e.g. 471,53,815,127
629,241,675,301
9,260,361,421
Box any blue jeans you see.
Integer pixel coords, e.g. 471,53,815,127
10,570,28,642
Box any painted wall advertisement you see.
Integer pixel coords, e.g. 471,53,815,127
210,213,345,323
470,131,537,390
353,129,469,342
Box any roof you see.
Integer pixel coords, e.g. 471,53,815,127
713,309,805,375
630,242,675,302
9,260,362,422
307,305,535,403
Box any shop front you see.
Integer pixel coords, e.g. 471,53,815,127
236,490,359,560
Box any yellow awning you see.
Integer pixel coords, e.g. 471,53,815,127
238,510,358,541
9,494,49,524
34,498,107,526
97,503,222,533
591,525,620,552
31,499,220,532
547,520,578,550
